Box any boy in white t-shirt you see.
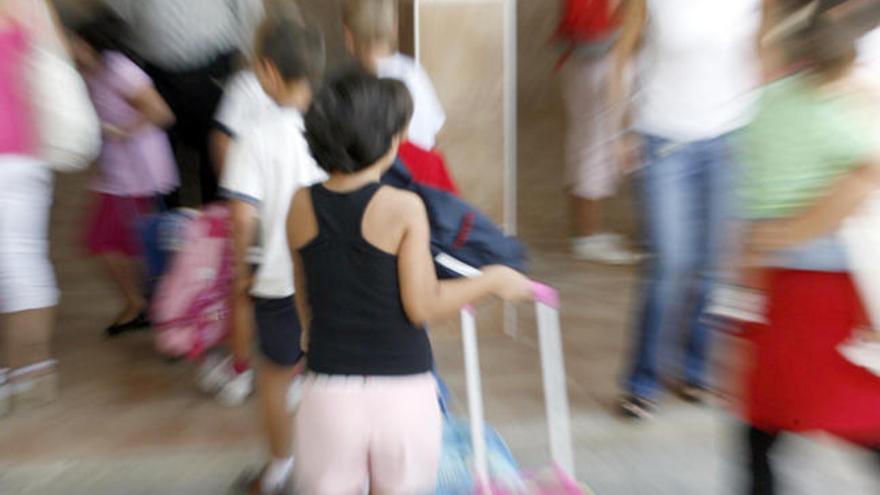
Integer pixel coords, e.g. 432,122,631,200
219,14,326,495
210,69,276,173
341,0,445,151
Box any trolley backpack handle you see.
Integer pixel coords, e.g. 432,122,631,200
460,281,576,491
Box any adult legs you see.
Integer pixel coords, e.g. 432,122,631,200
562,56,619,239
625,137,701,400
682,135,735,391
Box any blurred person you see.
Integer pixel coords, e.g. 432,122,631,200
210,0,303,175
340,0,460,194
341,0,445,152
108,0,266,205
209,68,275,175
737,1,880,493
288,70,532,494
612,0,763,419
0,0,100,412
219,13,325,495
197,0,299,414
68,7,178,337
556,0,643,264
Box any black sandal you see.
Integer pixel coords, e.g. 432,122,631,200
104,311,150,338
618,395,657,420
677,383,710,405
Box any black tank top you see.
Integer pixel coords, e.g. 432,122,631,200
299,183,433,376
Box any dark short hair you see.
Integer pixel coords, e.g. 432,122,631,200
255,14,326,84
72,6,128,54
305,69,414,174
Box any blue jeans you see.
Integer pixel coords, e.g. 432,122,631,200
625,134,734,398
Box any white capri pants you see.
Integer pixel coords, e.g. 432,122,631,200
0,155,58,313
562,55,628,201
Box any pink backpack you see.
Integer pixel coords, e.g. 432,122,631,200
152,204,233,360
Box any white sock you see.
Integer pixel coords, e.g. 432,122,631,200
261,457,294,492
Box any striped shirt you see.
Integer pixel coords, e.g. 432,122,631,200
110,0,263,71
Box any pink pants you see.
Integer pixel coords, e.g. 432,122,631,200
293,372,442,495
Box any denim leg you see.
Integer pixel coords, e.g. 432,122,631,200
626,136,702,398
682,135,734,388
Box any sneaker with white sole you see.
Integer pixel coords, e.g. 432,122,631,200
0,369,10,417
197,354,235,395
571,233,644,265
216,369,255,407
10,360,59,410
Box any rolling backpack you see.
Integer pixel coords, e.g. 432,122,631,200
151,204,233,360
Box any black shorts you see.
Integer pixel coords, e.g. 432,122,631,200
253,296,302,367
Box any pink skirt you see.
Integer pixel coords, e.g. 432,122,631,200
85,193,154,257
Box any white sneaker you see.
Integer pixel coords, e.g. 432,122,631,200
216,369,255,407
571,234,644,265
287,375,305,412
197,354,234,395
0,369,10,417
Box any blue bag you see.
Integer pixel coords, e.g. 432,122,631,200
139,208,198,297
382,159,528,279
434,375,524,494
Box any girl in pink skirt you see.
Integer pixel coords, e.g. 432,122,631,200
70,9,178,337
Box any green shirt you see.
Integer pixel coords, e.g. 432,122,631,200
741,75,878,219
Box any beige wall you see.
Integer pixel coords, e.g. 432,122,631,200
418,0,510,226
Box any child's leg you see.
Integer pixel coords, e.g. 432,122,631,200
0,307,58,407
293,376,370,494
258,361,294,457
368,373,443,495
101,253,146,323
248,296,303,491
745,425,782,495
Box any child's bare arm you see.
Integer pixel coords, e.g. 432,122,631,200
292,250,311,352
287,188,316,350
395,192,531,326
747,162,880,256
228,199,259,364
125,86,176,135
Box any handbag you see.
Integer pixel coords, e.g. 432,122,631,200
25,1,101,172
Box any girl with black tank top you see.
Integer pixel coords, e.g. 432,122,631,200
286,71,532,493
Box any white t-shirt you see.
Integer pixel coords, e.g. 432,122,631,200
634,0,762,141
214,71,276,138
376,53,446,150
220,107,327,298
110,0,262,71
858,28,880,85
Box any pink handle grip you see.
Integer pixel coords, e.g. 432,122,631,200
531,282,560,309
